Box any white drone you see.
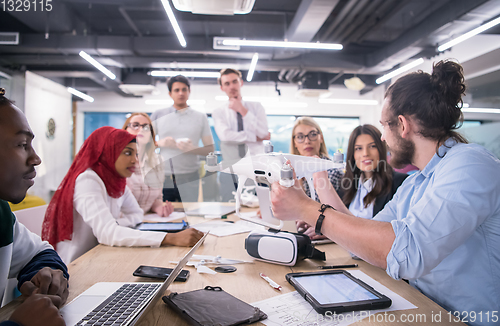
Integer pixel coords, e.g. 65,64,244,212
205,144,344,229
170,255,253,274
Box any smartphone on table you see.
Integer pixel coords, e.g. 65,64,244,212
133,265,190,282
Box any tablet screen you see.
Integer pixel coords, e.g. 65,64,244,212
136,222,185,231
293,273,378,305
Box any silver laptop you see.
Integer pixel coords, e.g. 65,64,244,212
60,232,209,326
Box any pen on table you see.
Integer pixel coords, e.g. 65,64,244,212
259,273,282,291
318,264,358,269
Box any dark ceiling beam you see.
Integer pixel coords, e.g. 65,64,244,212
285,0,340,42
318,0,360,42
364,0,489,68
1,52,364,73
7,3,85,34
346,0,410,44
118,7,143,37
327,0,370,42
0,34,274,56
334,0,385,43
0,33,364,69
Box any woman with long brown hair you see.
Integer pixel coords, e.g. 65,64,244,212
301,124,407,240
122,113,173,217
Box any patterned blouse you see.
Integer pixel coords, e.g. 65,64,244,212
302,155,344,203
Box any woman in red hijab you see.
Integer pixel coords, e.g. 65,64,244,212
42,127,203,264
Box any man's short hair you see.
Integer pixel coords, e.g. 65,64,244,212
167,75,190,92
218,68,242,86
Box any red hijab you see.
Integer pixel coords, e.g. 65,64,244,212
42,127,136,247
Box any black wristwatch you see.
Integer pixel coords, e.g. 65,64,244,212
315,204,335,235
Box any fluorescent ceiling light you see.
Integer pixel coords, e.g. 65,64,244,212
151,62,242,69
222,39,342,50
376,58,424,84
462,108,500,114
463,103,470,108
246,53,259,82
150,71,219,78
68,87,94,103
438,16,500,52
79,51,116,80
319,98,378,105
160,0,187,48
215,96,279,102
0,71,12,79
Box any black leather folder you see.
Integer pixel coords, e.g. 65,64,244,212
162,286,267,326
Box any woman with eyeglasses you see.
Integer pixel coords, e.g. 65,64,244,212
300,124,407,242
122,113,174,217
291,117,343,198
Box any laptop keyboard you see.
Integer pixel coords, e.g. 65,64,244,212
76,283,161,326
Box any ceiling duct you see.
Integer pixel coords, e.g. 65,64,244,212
172,0,256,15
118,72,157,96
296,72,331,98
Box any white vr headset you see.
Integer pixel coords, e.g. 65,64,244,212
245,230,326,266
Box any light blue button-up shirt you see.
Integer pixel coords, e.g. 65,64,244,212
375,138,500,326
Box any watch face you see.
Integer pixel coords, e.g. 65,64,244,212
46,118,56,139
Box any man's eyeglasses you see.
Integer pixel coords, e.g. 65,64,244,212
293,130,319,143
128,123,151,131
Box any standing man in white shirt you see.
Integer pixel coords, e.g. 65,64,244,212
212,68,271,158
151,75,214,203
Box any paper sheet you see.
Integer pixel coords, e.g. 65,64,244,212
143,211,186,222
193,220,265,237
252,270,417,326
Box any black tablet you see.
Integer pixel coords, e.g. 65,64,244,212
135,221,188,233
286,270,391,315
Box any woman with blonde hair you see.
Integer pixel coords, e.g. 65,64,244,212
290,117,343,199
291,117,343,236
122,113,173,217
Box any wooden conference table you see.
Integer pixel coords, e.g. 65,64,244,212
0,203,464,325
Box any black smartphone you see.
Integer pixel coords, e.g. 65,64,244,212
133,265,190,282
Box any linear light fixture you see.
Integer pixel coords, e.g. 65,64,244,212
462,108,500,114
246,53,259,82
319,98,378,105
151,62,242,69
160,0,187,48
376,58,424,84
149,71,219,78
438,16,500,52
145,99,206,105
79,51,116,80
0,71,12,79
68,87,94,103
221,39,342,50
